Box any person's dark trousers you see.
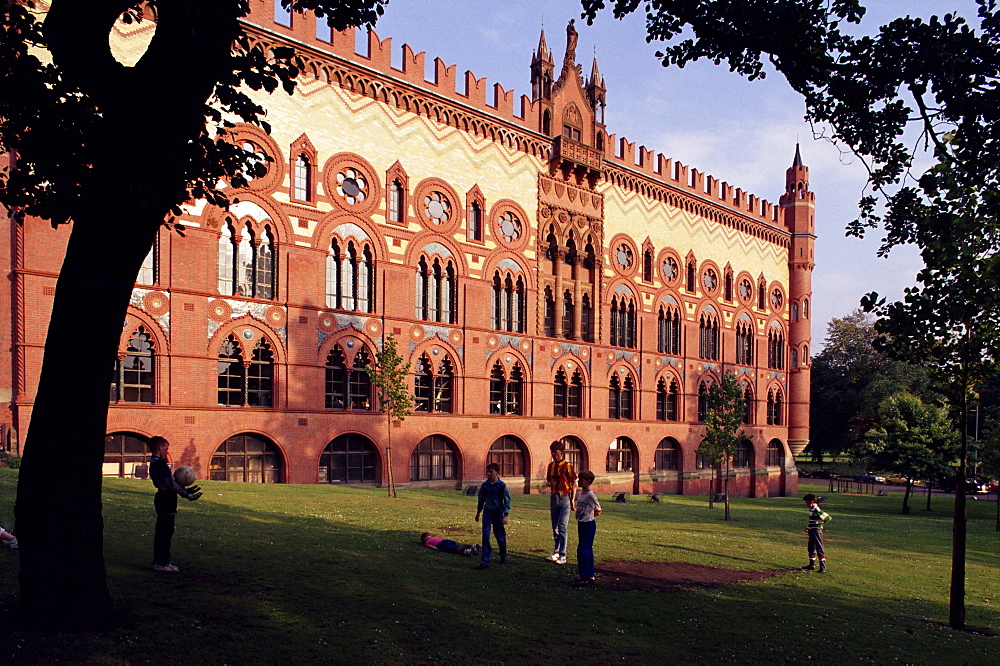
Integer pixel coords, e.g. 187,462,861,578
480,509,507,565
807,528,825,561
153,490,178,566
577,520,597,579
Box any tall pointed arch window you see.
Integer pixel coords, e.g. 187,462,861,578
686,261,696,292
414,353,454,413
293,154,312,202
768,326,786,370
610,295,637,348
491,269,526,333
699,312,720,360
543,286,556,337
767,389,783,425
218,221,277,299
656,377,679,422
468,200,483,241
736,319,754,365
489,361,524,415
724,270,733,302
389,179,405,224
642,248,653,282
327,237,375,312
325,344,373,410
111,327,155,403
554,366,583,418
581,293,594,343
562,290,575,338
697,380,711,422
217,334,274,407
415,255,458,324
658,304,681,354
608,373,634,420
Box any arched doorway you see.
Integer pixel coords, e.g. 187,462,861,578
487,435,529,493
606,436,639,494
211,433,283,483
767,438,788,496
409,435,460,488
104,432,149,478
319,434,380,484
654,437,682,494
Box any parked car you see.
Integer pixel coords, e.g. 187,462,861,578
936,475,989,494
884,474,922,486
851,472,886,483
810,468,834,479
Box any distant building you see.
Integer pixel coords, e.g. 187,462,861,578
0,5,814,496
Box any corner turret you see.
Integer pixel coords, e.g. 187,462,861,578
780,144,815,461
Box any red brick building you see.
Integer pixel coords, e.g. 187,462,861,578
0,4,814,496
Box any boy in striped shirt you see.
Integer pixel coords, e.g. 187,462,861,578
802,494,831,573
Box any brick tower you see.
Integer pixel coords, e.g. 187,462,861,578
781,144,815,458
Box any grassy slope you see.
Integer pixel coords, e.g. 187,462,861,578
0,470,996,663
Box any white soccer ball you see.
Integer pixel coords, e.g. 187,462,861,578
174,465,196,486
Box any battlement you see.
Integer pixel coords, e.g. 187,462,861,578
244,1,789,231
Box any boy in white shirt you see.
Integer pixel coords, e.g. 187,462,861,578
573,470,602,586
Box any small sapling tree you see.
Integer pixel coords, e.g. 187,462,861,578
697,372,750,521
365,333,413,498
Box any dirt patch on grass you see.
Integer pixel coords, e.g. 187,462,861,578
596,560,792,591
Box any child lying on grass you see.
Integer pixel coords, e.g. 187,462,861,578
420,532,480,556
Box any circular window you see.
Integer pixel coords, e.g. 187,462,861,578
498,212,522,243
615,244,633,271
703,268,718,292
336,168,367,204
424,192,451,224
739,278,753,301
771,288,784,309
662,257,678,282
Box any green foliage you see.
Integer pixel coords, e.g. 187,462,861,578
364,333,413,422
698,372,749,467
855,393,958,513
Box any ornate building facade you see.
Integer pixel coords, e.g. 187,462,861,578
0,3,814,496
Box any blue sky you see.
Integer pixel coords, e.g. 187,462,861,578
369,0,973,349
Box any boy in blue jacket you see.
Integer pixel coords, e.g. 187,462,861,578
474,463,511,569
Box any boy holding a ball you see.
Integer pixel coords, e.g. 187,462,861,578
148,436,202,573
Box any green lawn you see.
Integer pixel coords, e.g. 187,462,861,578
0,469,996,663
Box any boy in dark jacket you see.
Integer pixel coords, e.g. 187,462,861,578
474,463,511,569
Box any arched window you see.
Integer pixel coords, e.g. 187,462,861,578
218,221,276,299
414,353,454,413
791,348,799,367
217,334,274,407
410,436,457,481
489,361,524,415
327,238,375,312
543,286,556,337
468,200,483,241
319,434,378,483
211,433,283,483
607,437,636,473
699,312,720,360
766,439,785,467
555,436,587,471
656,377,679,421
768,326,786,370
491,270,523,332
791,302,799,322
724,270,733,302
610,295,636,348
658,305,681,354
608,373,634,420
803,298,810,319
111,326,155,404
742,386,754,424
389,179,405,224
642,248,653,282
758,281,767,310
324,345,372,410
553,366,583,418
734,439,752,468
488,436,525,477
562,290,575,338
736,319,754,365
137,239,157,285
415,256,458,324
696,451,712,470
697,380,711,422
103,432,149,478
581,293,594,343
686,261,696,292
293,153,312,201
767,389,783,425
654,437,680,471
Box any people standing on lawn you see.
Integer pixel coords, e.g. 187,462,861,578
802,493,831,573
148,436,202,573
545,440,577,565
474,462,511,569
573,470,602,586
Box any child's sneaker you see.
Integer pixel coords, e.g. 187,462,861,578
471,544,481,555
7,537,17,550
545,553,560,562
555,555,567,565
153,563,180,573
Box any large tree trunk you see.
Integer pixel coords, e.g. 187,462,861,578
13,0,242,630
950,393,970,630
15,202,158,630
